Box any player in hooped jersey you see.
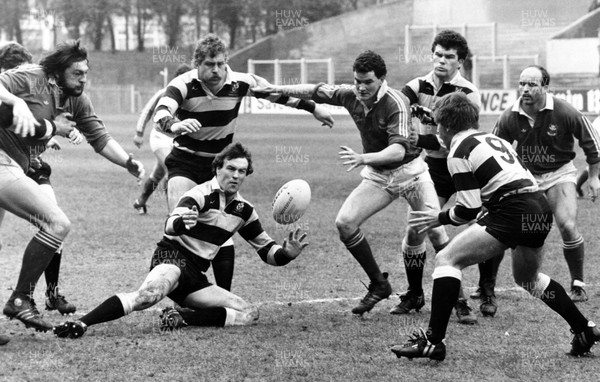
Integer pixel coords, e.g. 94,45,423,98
488,65,600,303
153,34,333,293
54,143,309,338
399,30,479,322
391,92,600,361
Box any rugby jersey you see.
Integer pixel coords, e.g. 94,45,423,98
136,88,175,138
153,66,311,158
440,129,537,226
163,177,291,266
402,71,480,158
493,94,600,175
0,65,113,171
311,80,420,170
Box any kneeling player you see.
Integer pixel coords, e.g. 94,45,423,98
390,93,600,361
54,142,308,338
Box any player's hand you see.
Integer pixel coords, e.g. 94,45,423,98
339,145,364,172
68,128,83,145
409,203,442,234
588,176,600,202
46,137,62,150
54,112,76,138
133,134,144,148
30,156,42,170
126,153,145,179
171,119,202,135
408,123,419,146
182,205,198,229
12,98,39,137
282,228,308,259
313,104,334,128
411,105,435,125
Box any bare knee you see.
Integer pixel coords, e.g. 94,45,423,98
556,218,578,240
405,226,425,246
134,287,165,311
43,212,71,238
335,214,357,239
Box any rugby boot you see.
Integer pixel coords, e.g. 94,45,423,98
46,291,77,315
389,291,425,315
53,320,87,339
3,294,52,332
570,282,588,303
470,287,482,300
569,321,600,356
351,273,392,315
391,328,446,361
133,199,147,215
159,307,188,330
455,298,477,325
480,295,498,317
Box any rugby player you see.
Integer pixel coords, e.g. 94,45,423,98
391,92,600,361
153,34,333,293
0,42,82,320
400,30,479,322
254,50,441,315
0,40,145,336
488,65,600,303
575,116,600,197
53,142,308,338
132,63,192,215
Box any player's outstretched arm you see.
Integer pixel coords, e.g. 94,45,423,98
280,228,309,260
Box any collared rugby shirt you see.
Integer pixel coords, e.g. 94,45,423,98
311,80,419,170
402,71,480,158
164,177,286,265
442,129,537,225
493,94,600,175
153,66,308,158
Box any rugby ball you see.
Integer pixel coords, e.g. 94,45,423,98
272,179,311,224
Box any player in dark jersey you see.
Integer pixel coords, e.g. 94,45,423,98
490,65,600,303
400,30,479,323
153,34,333,293
53,142,308,338
254,50,441,315
391,92,600,361
0,40,145,336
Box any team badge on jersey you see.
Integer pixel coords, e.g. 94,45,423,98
547,124,557,136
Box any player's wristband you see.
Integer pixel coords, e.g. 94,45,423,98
274,248,294,266
438,210,452,226
297,99,316,113
135,131,144,137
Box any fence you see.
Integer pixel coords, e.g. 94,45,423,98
84,85,160,116
247,58,335,85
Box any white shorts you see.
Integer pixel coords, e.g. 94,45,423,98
149,128,174,154
0,149,26,192
534,161,577,192
360,156,433,202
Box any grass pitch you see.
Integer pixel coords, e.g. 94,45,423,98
0,113,599,381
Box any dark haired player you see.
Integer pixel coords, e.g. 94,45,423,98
54,142,308,338
254,50,440,315
486,65,600,303
391,92,600,361
399,30,479,322
0,40,144,335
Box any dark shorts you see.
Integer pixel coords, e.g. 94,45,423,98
149,240,212,305
478,191,552,249
425,156,455,200
165,147,213,184
26,160,52,185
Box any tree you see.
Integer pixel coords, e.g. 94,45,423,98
212,0,243,49
0,0,27,43
53,0,89,40
148,0,189,47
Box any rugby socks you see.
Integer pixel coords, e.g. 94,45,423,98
13,231,63,298
478,251,505,295
343,229,385,282
563,237,584,284
45,250,63,297
403,239,427,294
427,266,462,344
212,246,235,291
80,295,125,326
526,273,588,333
178,307,227,327
138,175,162,205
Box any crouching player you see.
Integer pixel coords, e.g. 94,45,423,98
54,142,308,338
391,92,600,361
